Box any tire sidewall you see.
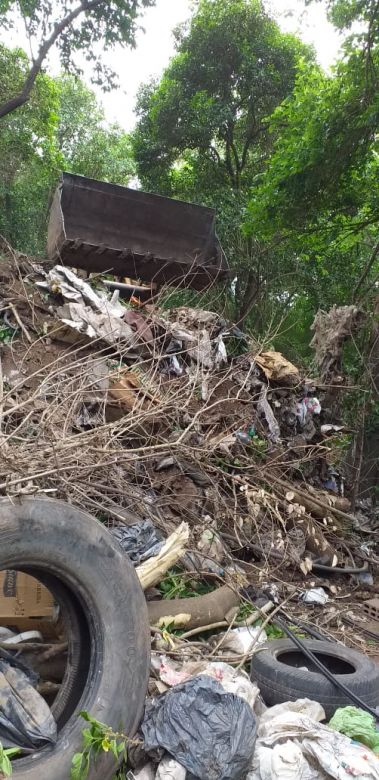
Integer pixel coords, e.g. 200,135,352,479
0,498,150,780
251,639,379,718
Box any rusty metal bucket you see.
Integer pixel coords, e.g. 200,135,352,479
47,173,229,290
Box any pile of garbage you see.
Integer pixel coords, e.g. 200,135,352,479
0,246,378,779
0,255,375,572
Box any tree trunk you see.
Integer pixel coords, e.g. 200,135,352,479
357,295,379,500
237,268,261,329
347,295,379,504
4,192,13,245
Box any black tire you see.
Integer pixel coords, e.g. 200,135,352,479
0,497,150,779
251,639,379,719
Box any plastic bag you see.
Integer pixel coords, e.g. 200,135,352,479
249,740,316,780
256,706,379,780
201,662,260,712
131,765,156,779
0,660,57,749
258,699,326,729
209,626,268,656
300,588,329,605
142,674,257,780
111,519,164,564
156,755,186,779
329,706,379,754
154,657,260,712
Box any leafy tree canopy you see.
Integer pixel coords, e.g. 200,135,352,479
0,0,154,118
133,0,314,195
245,0,379,308
56,75,135,183
0,46,135,253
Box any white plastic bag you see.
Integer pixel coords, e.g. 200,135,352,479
253,702,379,780
248,740,317,780
156,755,186,779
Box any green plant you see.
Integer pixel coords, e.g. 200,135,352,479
0,744,20,777
235,602,283,636
236,602,306,641
237,601,256,622
159,569,214,600
71,712,132,780
0,324,14,344
249,435,268,458
265,622,286,640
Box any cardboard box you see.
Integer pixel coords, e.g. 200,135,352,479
0,570,55,621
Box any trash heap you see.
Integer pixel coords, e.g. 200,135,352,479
0,246,378,779
0,254,373,570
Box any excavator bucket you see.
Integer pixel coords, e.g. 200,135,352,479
47,173,229,290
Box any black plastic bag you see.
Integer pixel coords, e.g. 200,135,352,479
111,520,163,564
0,660,57,750
141,674,257,780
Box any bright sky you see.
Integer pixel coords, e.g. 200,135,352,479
2,0,343,130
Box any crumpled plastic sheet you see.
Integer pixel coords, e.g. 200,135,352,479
300,587,329,605
141,674,257,780
329,706,379,754
156,755,187,779
160,308,234,374
131,765,156,779
38,265,141,349
249,699,379,780
111,519,164,564
208,626,268,657
296,397,321,426
38,265,125,317
258,699,326,727
257,387,281,443
183,527,226,576
250,740,316,780
0,659,57,750
154,658,261,713
57,301,137,348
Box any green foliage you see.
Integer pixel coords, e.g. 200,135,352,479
0,44,61,250
71,712,128,780
133,0,314,331
0,48,135,254
56,75,136,183
134,0,312,195
0,324,15,343
308,0,379,37
245,1,379,314
132,0,379,359
159,569,215,600
0,744,19,777
0,0,154,108
246,57,379,241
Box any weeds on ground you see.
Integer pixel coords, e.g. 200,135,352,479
158,569,214,600
237,602,307,640
237,602,286,639
71,712,132,780
0,324,13,344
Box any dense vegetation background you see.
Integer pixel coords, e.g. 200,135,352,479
0,0,378,362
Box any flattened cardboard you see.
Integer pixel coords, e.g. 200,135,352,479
0,571,54,620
